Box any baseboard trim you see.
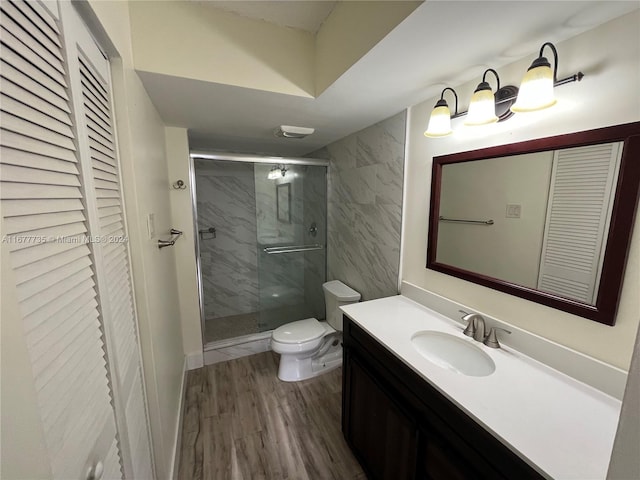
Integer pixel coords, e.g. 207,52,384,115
186,350,204,371
169,356,188,480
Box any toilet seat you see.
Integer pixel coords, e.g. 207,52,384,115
271,318,336,355
272,318,327,344
270,280,360,382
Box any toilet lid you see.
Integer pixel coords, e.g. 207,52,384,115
272,318,325,344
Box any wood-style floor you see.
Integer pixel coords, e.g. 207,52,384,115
178,351,366,480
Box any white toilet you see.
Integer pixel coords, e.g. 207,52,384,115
271,280,361,382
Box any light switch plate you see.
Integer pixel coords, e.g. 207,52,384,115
147,213,155,239
506,204,522,218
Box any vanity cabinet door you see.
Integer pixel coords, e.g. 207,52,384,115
345,355,418,480
418,432,488,480
416,397,505,479
420,436,471,480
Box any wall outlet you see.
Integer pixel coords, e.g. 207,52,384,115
147,213,155,239
506,204,522,218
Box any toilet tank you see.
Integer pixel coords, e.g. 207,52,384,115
323,280,361,331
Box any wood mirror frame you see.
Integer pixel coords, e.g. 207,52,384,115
427,122,640,326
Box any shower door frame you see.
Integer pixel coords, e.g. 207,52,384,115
189,151,329,350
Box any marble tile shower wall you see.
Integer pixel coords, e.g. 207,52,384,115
254,164,304,244
195,160,259,320
303,167,328,319
312,111,406,301
255,164,305,310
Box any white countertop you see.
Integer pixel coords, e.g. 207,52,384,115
341,295,622,480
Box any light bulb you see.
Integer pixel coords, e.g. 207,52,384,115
465,84,498,126
511,64,556,112
424,103,452,137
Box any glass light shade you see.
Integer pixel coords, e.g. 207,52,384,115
464,88,498,126
424,105,452,137
511,65,556,112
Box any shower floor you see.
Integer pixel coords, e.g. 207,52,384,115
204,303,320,344
204,312,259,344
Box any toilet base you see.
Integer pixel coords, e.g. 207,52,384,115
276,342,343,382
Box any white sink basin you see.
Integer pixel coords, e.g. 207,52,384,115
411,331,495,377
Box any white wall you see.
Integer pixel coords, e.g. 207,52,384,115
86,2,186,478
403,11,640,369
166,128,203,368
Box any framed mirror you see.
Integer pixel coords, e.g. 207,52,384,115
427,122,640,325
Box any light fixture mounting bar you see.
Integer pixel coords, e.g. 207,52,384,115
555,71,585,87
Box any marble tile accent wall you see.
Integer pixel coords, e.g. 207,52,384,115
312,111,406,301
195,160,259,320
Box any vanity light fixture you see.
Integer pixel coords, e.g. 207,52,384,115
424,87,462,137
511,42,584,112
425,42,584,138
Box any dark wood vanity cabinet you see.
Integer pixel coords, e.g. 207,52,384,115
347,356,418,479
342,316,544,480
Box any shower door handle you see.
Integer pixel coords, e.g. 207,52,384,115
263,244,324,254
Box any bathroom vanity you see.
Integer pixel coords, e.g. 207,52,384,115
341,295,622,480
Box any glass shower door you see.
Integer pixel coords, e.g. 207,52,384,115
255,163,327,331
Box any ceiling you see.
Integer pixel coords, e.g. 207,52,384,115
138,1,639,157
196,1,337,33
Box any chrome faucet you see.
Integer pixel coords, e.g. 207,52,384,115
483,327,512,349
460,311,486,342
460,311,511,348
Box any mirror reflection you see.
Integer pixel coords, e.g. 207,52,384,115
436,141,623,305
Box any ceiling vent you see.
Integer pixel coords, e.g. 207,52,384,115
274,125,315,139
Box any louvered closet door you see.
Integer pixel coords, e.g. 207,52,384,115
59,2,154,479
537,142,622,304
0,1,122,478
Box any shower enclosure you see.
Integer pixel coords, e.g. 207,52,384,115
191,152,328,346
